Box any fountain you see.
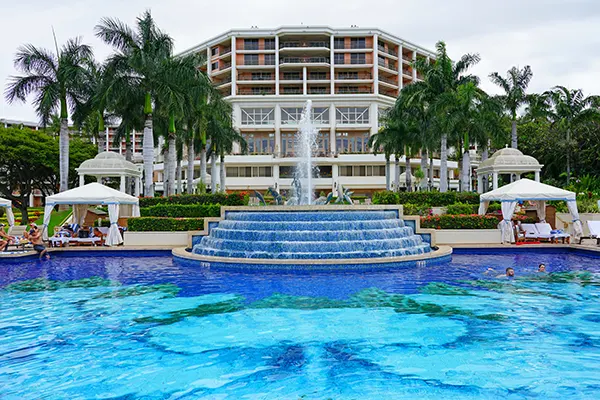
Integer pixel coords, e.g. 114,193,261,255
176,101,451,270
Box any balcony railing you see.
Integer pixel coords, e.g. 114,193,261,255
280,41,329,49
216,77,232,85
378,75,397,85
238,74,274,81
402,68,413,76
282,88,303,95
214,62,231,71
240,59,276,66
335,59,368,65
280,57,330,64
242,43,276,51
377,45,398,57
402,55,413,63
220,47,231,55
308,74,328,80
336,87,373,94
237,88,275,95
308,88,331,94
336,73,372,80
378,60,397,70
281,74,302,80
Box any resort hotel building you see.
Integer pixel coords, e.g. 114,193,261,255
154,26,460,195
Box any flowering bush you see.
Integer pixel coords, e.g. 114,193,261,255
420,214,499,230
373,191,480,206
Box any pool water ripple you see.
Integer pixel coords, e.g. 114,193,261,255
0,251,599,398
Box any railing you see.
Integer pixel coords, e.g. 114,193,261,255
242,43,276,51
237,74,274,81
240,59,276,66
282,88,303,95
378,60,397,70
308,88,331,94
377,45,398,57
336,87,373,94
402,55,413,63
336,59,368,65
282,150,332,159
402,67,412,76
237,88,275,95
378,75,397,85
220,47,231,55
214,62,232,71
216,77,232,85
280,41,329,49
308,74,328,80
281,74,302,80
280,57,330,64
336,73,372,80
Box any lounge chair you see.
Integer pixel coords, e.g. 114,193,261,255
536,223,570,244
581,220,600,245
521,223,554,242
514,223,539,244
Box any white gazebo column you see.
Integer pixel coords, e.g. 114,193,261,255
535,171,540,182
120,175,126,192
79,175,85,187
134,177,141,197
477,175,483,194
492,172,499,190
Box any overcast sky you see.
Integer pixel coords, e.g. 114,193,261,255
1,0,598,122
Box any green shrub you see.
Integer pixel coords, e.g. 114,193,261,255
420,214,499,229
373,191,480,206
94,220,111,227
138,192,248,207
446,203,478,215
403,203,432,216
128,217,204,232
141,204,221,218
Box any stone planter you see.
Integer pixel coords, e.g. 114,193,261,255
435,229,502,245
124,231,189,247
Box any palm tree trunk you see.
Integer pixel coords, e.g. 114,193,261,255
176,158,183,194
167,134,177,196
200,147,207,190
187,141,195,194
439,134,448,192
210,151,218,193
142,114,154,197
511,119,518,149
566,128,571,184
420,150,428,191
97,130,106,153
125,136,133,194
405,155,412,191
428,153,434,190
385,157,391,191
220,154,226,193
59,116,69,192
481,143,489,193
394,155,400,192
461,150,471,192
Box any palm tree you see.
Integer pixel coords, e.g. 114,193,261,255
368,123,408,191
545,86,600,184
410,41,480,192
96,10,183,197
489,66,533,149
5,38,93,192
368,127,394,191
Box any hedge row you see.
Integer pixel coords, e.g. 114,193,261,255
139,192,248,207
140,204,221,218
373,191,480,206
420,215,499,230
128,217,204,232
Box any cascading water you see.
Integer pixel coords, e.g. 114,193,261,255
296,100,319,205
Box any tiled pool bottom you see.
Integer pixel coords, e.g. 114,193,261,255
1,251,600,399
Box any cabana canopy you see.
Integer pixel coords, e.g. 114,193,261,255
43,183,140,246
478,178,581,243
0,197,15,227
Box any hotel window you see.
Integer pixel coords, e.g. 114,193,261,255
336,107,369,124
351,38,366,49
334,38,345,49
312,107,329,124
211,62,219,71
251,72,272,81
211,47,219,56
339,165,385,176
316,131,330,156
264,38,275,50
283,72,301,80
350,53,366,64
241,108,275,125
244,39,259,50
334,53,345,65
337,71,358,80
264,54,275,65
309,72,327,80
241,133,275,154
281,107,303,124
244,54,259,65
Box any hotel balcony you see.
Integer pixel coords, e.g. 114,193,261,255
335,87,373,95
378,75,398,86
378,59,398,72
211,62,232,76
377,44,398,57
307,86,331,95
279,41,330,51
238,44,276,52
237,87,275,96
279,57,330,66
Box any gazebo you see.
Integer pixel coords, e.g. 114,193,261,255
478,178,582,243
42,183,140,246
76,152,142,196
0,197,15,227
476,147,543,193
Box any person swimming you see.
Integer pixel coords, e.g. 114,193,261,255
538,263,546,273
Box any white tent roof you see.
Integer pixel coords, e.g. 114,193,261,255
0,197,10,207
480,178,576,202
46,183,139,205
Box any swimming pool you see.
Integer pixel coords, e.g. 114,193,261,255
1,249,600,399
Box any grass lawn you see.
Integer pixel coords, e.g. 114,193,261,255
33,209,72,233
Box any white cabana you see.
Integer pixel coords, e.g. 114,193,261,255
43,183,140,246
478,178,581,243
0,197,15,227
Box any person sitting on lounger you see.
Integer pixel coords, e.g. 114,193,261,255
0,223,15,252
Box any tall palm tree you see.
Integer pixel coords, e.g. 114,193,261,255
96,10,182,197
410,41,480,192
545,86,600,184
5,38,93,192
489,66,533,149
368,127,394,191
368,123,408,191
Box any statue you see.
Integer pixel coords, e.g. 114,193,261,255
334,185,354,204
267,186,284,205
254,190,266,206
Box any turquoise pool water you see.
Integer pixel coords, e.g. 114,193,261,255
1,250,600,399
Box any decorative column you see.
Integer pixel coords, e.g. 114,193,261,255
275,35,280,95
477,175,483,194
372,34,379,95
492,171,499,190
329,35,335,95
231,36,237,96
302,66,307,95
120,175,126,192
134,177,141,197
534,170,540,182
79,175,85,187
